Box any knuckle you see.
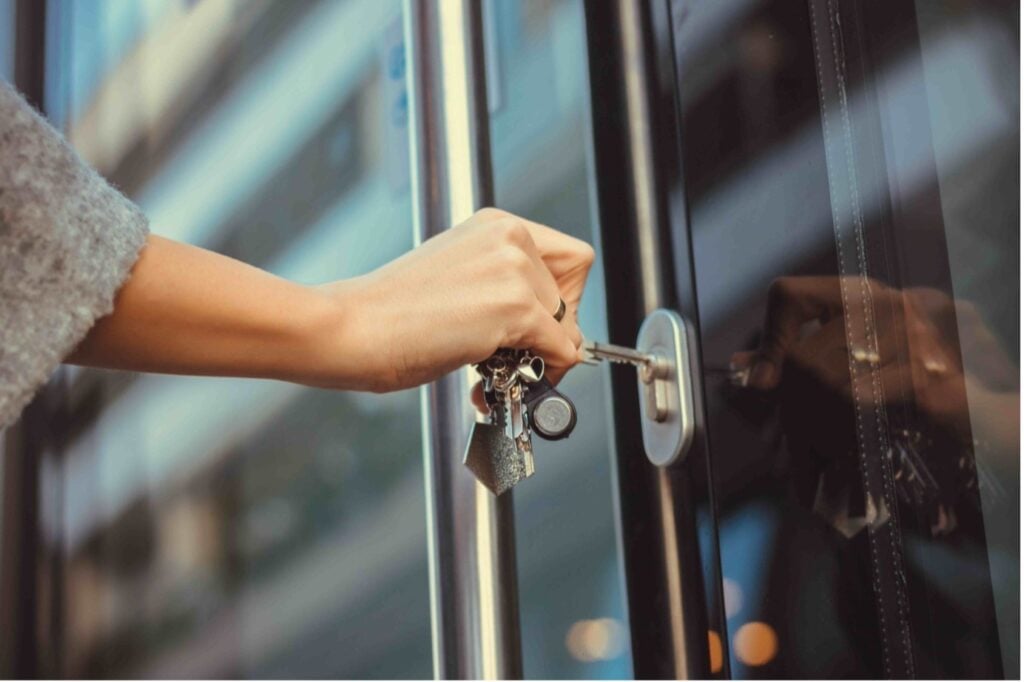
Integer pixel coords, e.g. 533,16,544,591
496,217,530,247
475,206,507,222
575,241,596,266
502,282,534,315
573,236,598,262
500,245,533,274
521,304,547,335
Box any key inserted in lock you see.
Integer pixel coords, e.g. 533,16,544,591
583,309,695,467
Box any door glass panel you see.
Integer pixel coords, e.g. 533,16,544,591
487,0,632,678
47,0,431,677
670,0,1017,677
0,0,12,82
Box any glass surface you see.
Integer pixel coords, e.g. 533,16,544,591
0,0,13,82
46,0,431,677
671,0,1018,678
487,0,632,678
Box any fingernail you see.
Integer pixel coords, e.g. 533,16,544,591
750,360,777,388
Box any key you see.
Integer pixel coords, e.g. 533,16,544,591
581,338,653,367
464,347,579,495
582,338,671,421
505,350,539,476
464,349,534,495
582,338,670,378
506,379,535,477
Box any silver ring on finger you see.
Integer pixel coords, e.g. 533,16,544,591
553,297,567,322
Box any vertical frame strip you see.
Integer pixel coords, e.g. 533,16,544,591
404,1,523,678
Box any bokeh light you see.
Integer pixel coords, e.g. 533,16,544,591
708,630,724,674
733,621,778,667
565,618,628,663
722,576,744,618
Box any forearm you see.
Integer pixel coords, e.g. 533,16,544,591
68,235,344,385
66,209,591,395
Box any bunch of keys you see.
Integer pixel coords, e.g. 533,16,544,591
464,339,666,495
464,348,578,495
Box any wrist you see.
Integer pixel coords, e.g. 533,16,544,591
295,276,398,392
286,281,356,389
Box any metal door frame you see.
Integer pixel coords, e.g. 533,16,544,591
583,0,729,678
410,0,732,677
407,1,729,677
405,1,523,678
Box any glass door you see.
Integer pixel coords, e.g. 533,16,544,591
667,0,1018,678
486,1,633,677
39,1,432,677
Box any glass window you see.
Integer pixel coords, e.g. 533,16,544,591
671,0,1017,677
0,0,13,82
487,0,632,678
46,0,430,677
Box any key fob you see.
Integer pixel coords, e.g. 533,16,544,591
524,378,577,441
464,421,528,495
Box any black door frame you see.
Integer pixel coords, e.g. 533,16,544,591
583,1,728,678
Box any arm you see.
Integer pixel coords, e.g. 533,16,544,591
0,79,592,423
69,208,595,392
67,234,338,384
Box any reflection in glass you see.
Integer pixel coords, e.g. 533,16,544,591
672,0,1017,677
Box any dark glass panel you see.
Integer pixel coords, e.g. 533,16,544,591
670,0,1017,677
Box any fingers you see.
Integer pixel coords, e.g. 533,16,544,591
749,276,873,389
519,216,596,298
753,277,844,385
487,210,586,349
544,364,571,386
513,301,578,370
474,208,589,374
786,316,851,392
744,276,901,389
519,218,592,347
517,230,583,348
517,216,584,264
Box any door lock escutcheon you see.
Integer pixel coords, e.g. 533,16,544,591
635,309,695,467
583,309,696,467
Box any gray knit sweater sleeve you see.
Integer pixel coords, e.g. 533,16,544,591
0,81,149,428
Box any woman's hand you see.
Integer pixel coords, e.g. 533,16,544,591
316,208,595,392
70,209,595,395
